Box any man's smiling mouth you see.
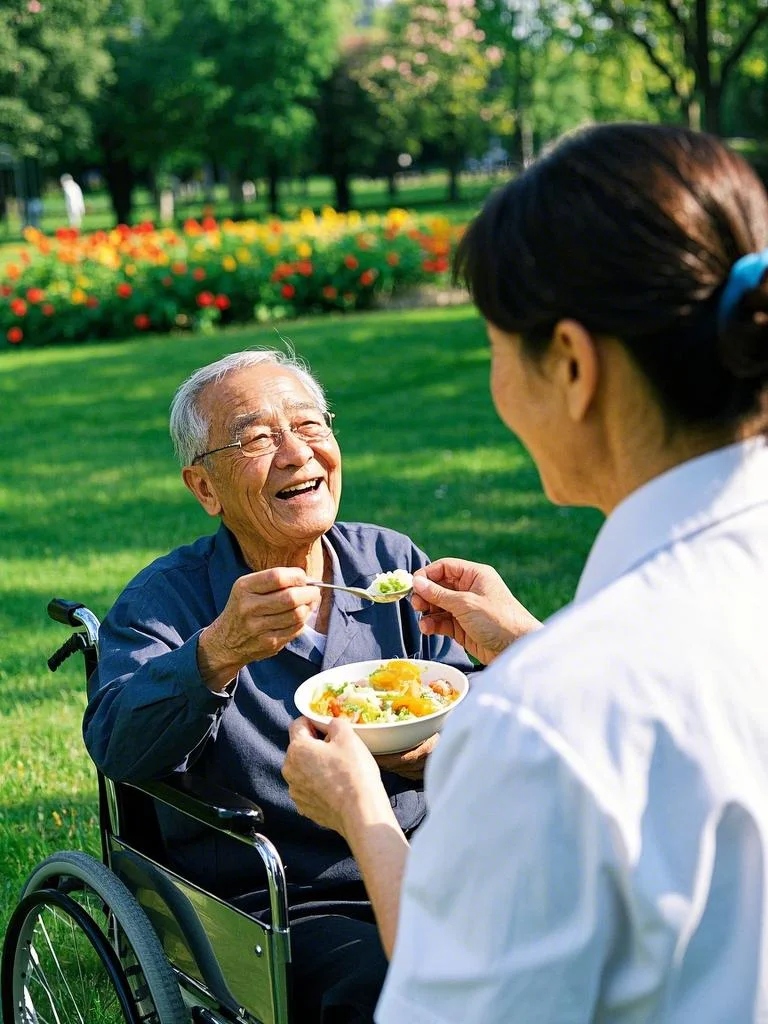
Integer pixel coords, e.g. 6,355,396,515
276,478,323,499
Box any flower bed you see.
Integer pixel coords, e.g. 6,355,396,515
1,208,462,348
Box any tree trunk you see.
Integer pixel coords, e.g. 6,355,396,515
387,172,398,199
102,148,135,225
267,163,280,215
333,171,352,212
446,162,460,203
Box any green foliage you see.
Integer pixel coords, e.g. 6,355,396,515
0,0,112,160
0,210,458,346
354,0,509,177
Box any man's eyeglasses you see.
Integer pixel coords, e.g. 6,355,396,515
192,411,335,464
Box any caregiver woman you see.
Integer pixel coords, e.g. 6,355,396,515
283,122,768,1023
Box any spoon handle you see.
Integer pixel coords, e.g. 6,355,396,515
305,580,373,600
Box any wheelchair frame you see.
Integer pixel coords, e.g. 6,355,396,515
1,599,293,1024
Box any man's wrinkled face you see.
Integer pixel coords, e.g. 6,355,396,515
187,366,342,555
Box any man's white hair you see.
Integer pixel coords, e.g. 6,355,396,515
169,349,328,466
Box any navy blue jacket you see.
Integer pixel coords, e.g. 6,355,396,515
83,522,471,903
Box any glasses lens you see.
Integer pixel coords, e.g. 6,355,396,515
239,411,333,457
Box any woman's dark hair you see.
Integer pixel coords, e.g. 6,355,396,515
455,122,768,430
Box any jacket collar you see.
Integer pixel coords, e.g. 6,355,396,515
206,523,386,669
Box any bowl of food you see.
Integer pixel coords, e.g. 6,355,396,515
294,658,469,755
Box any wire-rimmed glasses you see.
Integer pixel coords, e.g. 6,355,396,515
192,411,335,465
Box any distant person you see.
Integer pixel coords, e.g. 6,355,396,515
60,174,85,229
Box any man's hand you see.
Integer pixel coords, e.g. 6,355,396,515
375,733,439,780
197,568,320,691
412,558,541,665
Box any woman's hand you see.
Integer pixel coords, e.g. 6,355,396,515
284,717,410,958
411,558,541,665
283,717,395,838
197,567,320,691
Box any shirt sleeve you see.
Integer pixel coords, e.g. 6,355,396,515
83,583,231,783
375,690,621,1024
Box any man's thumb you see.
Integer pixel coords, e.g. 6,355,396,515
412,574,455,609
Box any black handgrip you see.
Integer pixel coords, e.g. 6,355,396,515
47,599,87,626
48,633,88,672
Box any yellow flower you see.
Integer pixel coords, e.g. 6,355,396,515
222,255,237,271
70,288,87,304
236,247,252,263
75,275,92,288
52,811,63,827
264,239,281,256
300,208,316,226
296,241,312,259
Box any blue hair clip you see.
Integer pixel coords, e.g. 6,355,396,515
717,247,768,331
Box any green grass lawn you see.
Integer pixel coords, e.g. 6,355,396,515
0,303,602,937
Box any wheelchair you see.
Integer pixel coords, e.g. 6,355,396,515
1,599,292,1024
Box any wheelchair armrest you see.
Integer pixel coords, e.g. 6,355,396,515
127,773,265,836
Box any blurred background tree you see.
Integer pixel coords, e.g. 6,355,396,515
1,0,767,229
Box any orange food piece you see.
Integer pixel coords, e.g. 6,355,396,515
391,694,436,718
369,660,421,691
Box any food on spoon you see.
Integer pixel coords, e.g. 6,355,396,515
369,569,413,596
309,659,461,724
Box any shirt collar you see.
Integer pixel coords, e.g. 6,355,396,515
575,438,768,604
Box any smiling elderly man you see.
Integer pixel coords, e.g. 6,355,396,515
83,348,471,1024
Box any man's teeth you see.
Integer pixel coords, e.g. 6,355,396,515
279,480,320,497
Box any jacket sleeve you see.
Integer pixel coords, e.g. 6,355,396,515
82,578,231,784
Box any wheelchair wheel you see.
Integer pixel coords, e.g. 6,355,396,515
1,850,188,1024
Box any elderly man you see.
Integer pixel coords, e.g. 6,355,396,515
83,348,471,1024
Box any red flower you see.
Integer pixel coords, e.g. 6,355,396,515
343,254,359,270
6,326,23,344
162,275,173,287
422,259,436,273
116,283,132,299
214,294,231,310
201,216,218,231
26,287,44,303
385,252,400,267
0,285,11,297
42,303,55,316
359,269,377,287
196,291,215,307
434,256,449,273
171,262,187,275
296,261,313,276
192,267,206,281
86,296,99,308
133,314,151,329
10,298,27,316
281,284,296,299
322,286,338,300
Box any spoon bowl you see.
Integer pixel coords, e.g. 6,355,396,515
305,579,413,603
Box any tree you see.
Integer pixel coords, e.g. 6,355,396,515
589,0,768,133
0,0,111,161
356,0,508,201
184,0,357,214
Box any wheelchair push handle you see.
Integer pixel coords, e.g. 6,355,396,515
47,598,101,673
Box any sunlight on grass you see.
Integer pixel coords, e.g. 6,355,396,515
0,304,602,935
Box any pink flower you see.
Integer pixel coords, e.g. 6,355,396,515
380,55,397,71
28,0,42,11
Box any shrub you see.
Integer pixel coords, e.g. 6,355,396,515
1,209,462,348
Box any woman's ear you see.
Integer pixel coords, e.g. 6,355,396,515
550,319,600,422
182,465,223,517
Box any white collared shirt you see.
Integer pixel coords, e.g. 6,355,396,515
377,440,768,1024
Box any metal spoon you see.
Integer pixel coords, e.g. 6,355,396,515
305,579,413,604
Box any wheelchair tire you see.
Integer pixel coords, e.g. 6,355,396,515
1,850,188,1024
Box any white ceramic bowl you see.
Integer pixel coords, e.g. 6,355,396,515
294,659,469,755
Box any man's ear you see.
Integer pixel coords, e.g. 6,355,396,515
182,465,223,517
550,318,600,422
